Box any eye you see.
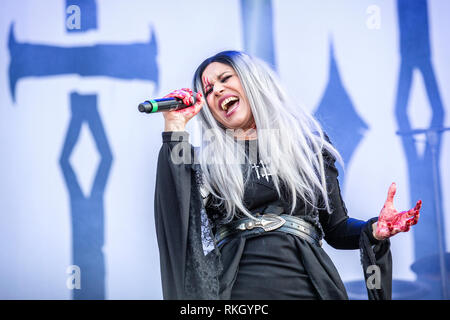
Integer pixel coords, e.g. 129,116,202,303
221,75,232,82
205,88,213,97
204,74,232,97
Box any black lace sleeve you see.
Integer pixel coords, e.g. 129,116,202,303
154,131,222,299
318,148,379,249
319,141,392,300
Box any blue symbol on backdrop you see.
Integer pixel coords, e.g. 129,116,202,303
240,0,276,69
59,93,112,299
314,42,369,186
7,0,159,299
239,0,368,187
395,0,448,300
8,23,158,101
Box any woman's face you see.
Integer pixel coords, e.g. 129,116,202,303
201,62,254,131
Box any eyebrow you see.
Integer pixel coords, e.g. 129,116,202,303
203,71,232,91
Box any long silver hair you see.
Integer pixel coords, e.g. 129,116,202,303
192,51,342,222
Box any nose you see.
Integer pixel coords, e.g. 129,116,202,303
213,81,225,96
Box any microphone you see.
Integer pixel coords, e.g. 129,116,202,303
138,95,197,114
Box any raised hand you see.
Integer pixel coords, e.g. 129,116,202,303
374,182,422,240
162,88,203,132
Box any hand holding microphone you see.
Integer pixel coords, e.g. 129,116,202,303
138,88,203,132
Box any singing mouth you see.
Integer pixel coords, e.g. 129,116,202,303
225,101,240,117
220,96,239,111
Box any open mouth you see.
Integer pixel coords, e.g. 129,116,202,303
225,101,239,117
220,96,240,116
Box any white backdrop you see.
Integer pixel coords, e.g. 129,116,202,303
0,0,449,299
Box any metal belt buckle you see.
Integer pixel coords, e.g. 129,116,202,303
237,213,286,232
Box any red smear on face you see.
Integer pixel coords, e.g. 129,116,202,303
203,76,211,93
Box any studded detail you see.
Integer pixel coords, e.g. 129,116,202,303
215,214,323,248
236,213,286,232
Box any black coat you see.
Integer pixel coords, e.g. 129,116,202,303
154,131,392,299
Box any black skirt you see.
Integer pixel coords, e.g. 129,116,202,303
219,230,351,300
227,232,320,299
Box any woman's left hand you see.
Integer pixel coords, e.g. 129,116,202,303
373,182,422,240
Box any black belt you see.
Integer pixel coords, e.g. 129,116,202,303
215,213,323,248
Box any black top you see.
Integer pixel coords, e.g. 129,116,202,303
206,138,376,248
154,131,393,299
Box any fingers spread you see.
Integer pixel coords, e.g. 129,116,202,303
414,200,422,211
403,208,420,229
407,200,421,225
411,209,420,225
386,182,397,203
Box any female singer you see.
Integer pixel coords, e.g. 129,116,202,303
153,50,421,299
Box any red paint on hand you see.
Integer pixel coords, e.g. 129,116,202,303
162,88,204,129
163,88,195,106
375,182,422,240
